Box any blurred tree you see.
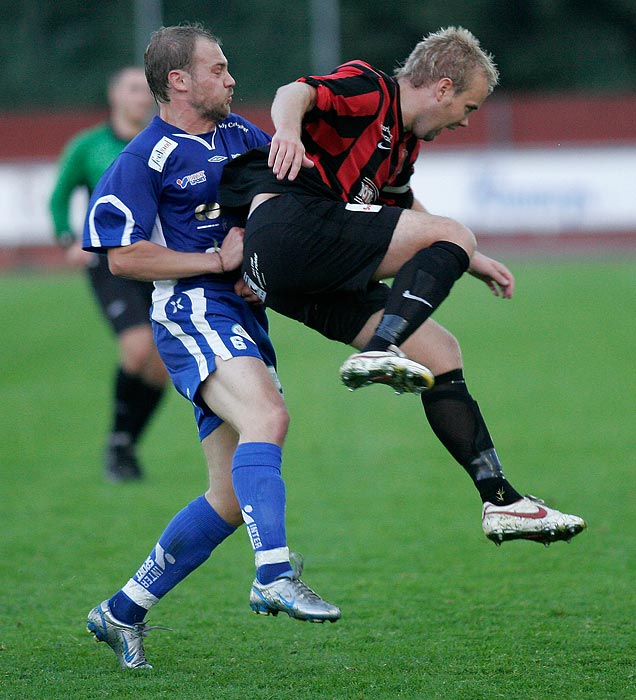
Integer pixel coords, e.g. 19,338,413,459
0,0,634,110
162,0,311,107
1,0,136,109
338,0,636,92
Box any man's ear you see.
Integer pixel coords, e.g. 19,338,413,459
167,68,188,94
435,77,454,101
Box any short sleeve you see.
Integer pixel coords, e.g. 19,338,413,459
83,152,159,252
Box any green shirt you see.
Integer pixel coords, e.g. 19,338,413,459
49,123,128,245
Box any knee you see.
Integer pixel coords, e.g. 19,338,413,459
435,330,463,372
121,348,165,382
119,336,167,386
402,323,463,375
441,218,476,258
242,400,290,445
205,488,243,527
141,350,169,387
266,402,290,444
120,347,148,375
118,328,156,374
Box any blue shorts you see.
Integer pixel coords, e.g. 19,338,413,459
151,279,278,441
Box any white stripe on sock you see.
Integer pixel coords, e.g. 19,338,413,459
255,546,290,567
121,578,161,610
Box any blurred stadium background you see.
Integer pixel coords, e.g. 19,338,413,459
1,0,636,266
2,7,635,694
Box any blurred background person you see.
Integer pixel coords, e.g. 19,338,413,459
49,66,168,482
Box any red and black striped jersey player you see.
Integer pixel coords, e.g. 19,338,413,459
219,26,586,546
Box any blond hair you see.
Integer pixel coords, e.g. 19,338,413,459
395,26,499,94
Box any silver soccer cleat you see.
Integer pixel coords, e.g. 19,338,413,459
339,344,435,395
87,600,169,669
482,494,587,547
249,553,341,623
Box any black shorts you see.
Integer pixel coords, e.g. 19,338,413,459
243,193,401,344
87,254,154,335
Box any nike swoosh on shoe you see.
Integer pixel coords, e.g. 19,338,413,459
490,506,549,519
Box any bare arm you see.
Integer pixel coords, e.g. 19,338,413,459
268,82,317,181
107,226,245,281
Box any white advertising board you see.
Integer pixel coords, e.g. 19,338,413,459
0,145,634,246
0,161,87,246
411,146,636,234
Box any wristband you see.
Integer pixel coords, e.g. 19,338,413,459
212,240,225,274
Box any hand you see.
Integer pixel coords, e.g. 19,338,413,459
468,251,515,299
268,129,314,182
65,241,93,267
234,277,263,305
217,226,245,272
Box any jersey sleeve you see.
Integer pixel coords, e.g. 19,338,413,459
379,184,414,209
300,62,382,118
83,152,159,253
49,134,89,242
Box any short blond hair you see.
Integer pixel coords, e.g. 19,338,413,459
395,26,499,94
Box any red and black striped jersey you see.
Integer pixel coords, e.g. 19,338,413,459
299,61,420,208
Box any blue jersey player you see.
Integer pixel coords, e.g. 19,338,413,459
84,24,340,670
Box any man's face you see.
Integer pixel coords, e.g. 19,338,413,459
187,39,236,122
109,68,154,125
413,70,490,142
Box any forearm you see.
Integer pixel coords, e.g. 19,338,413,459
49,184,76,243
269,83,317,180
270,82,316,134
107,240,224,281
49,150,85,241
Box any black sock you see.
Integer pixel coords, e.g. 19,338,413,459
112,368,165,444
363,241,469,352
128,379,165,443
421,368,522,505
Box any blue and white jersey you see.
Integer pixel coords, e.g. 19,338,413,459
83,114,270,264
82,114,275,442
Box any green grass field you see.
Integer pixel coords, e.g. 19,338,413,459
1,258,634,699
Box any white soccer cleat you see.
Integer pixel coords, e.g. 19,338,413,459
339,344,435,395
87,600,169,669
249,553,341,623
482,494,587,547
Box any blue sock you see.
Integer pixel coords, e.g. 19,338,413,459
109,495,236,624
232,442,291,584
